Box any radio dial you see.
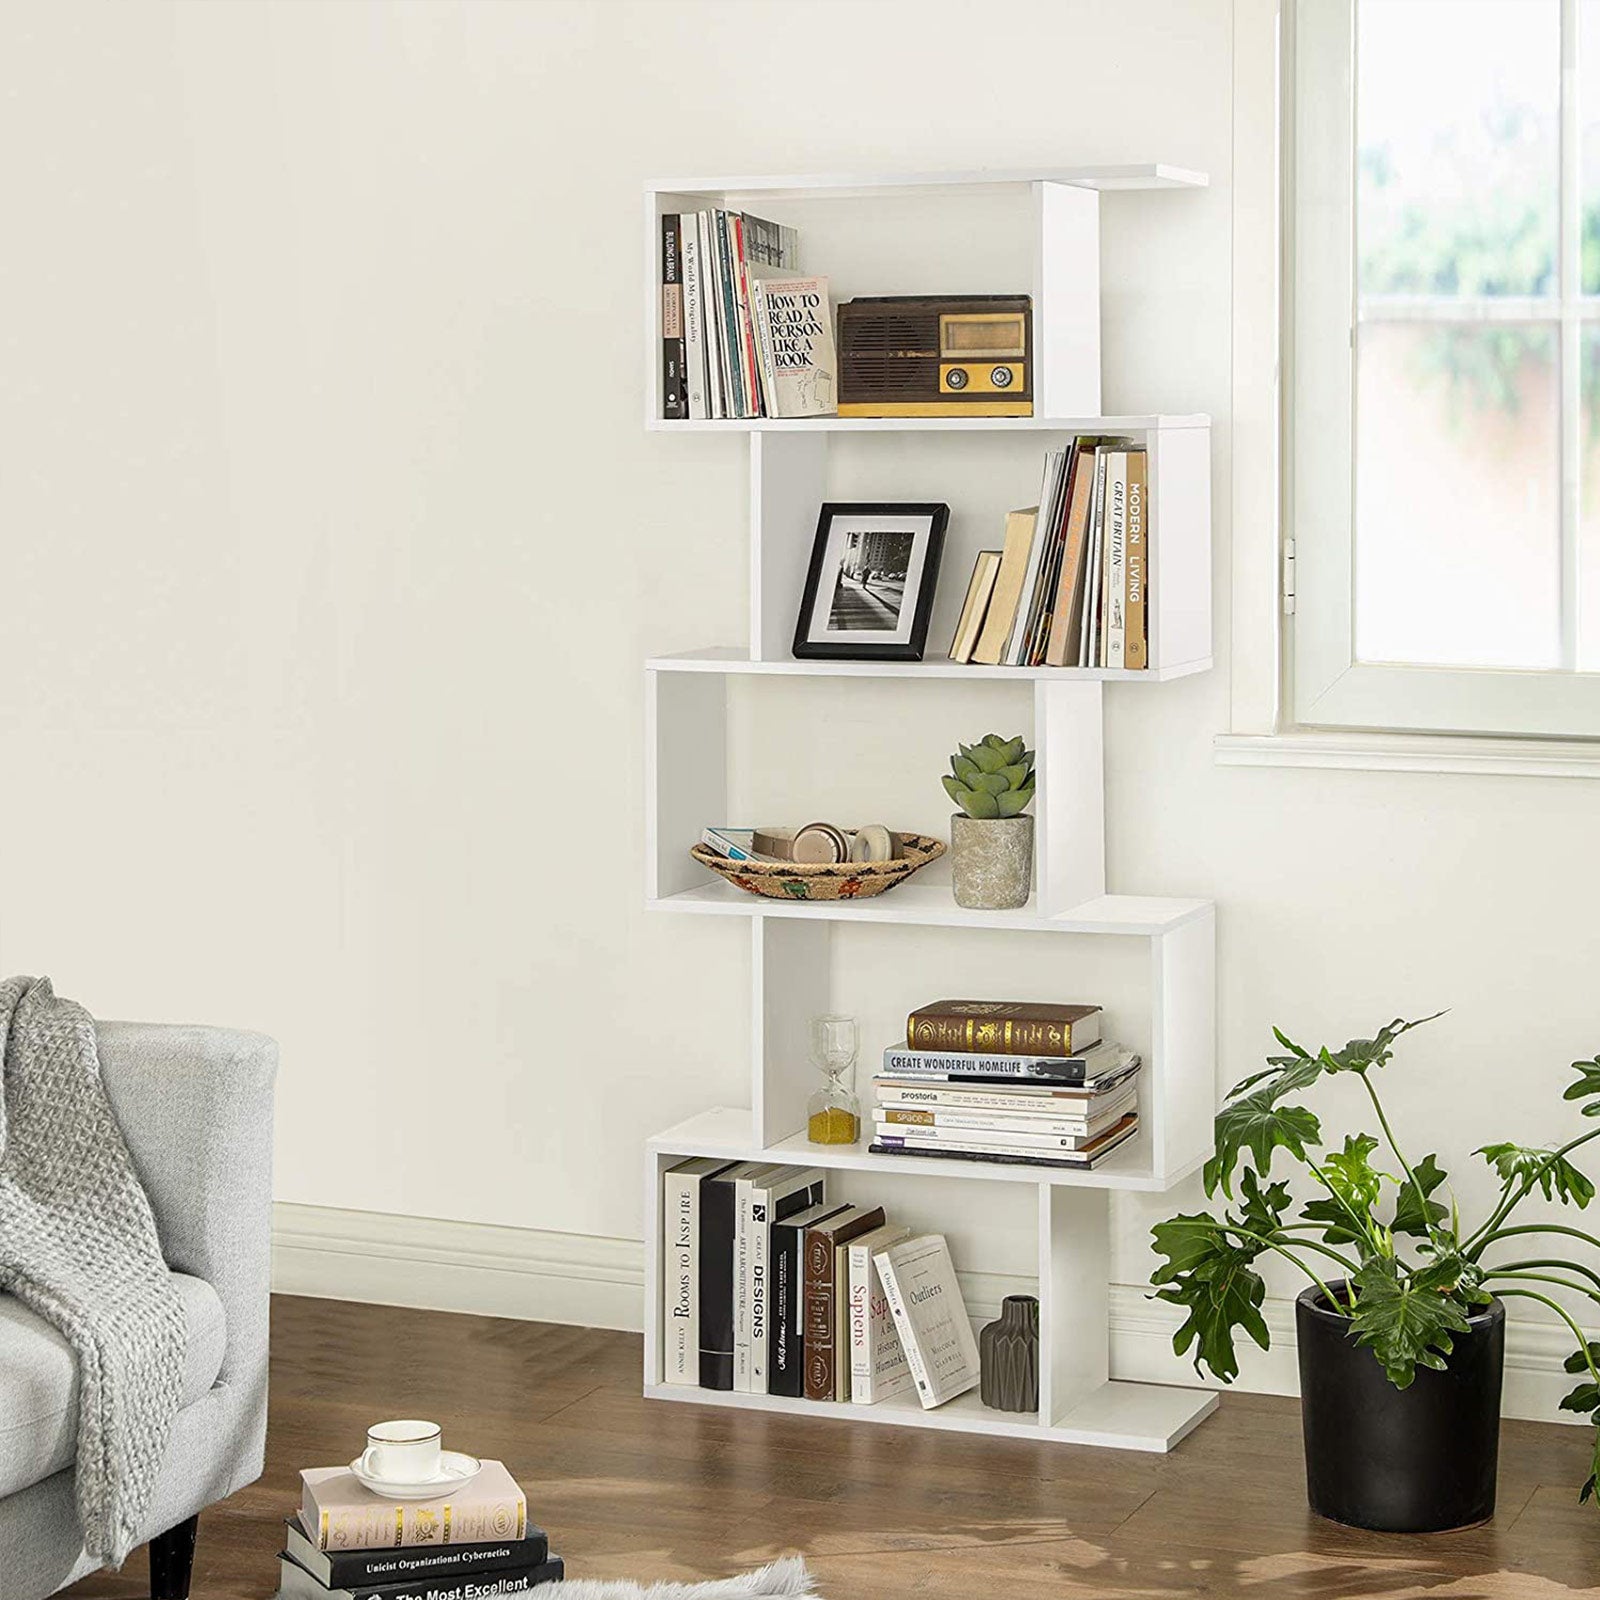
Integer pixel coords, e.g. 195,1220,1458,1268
945,367,968,390
991,365,1013,388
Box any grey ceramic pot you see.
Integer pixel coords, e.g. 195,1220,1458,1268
951,813,1033,909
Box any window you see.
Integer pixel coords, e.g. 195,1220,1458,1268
1291,0,1600,735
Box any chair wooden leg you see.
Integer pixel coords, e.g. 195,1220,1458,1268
149,1514,200,1600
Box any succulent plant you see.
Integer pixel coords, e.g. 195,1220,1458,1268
942,733,1036,820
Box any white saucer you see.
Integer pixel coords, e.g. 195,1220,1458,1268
350,1449,483,1501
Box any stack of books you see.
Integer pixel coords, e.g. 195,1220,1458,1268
948,439,1150,669
661,1163,985,1410
659,209,835,420
869,1000,1141,1171
276,1462,561,1600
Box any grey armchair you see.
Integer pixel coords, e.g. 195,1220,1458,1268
0,1023,277,1600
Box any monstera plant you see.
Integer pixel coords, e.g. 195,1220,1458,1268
1151,1015,1600,1531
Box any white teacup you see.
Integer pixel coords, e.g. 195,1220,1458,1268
361,1419,442,1483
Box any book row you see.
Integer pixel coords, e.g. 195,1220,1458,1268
276,1462,559,1600
660,209,835,421
949,440,1151,669
663,1162,983,1409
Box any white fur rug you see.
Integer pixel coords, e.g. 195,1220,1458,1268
543,1556,816,1598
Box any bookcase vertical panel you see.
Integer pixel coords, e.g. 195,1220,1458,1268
646,668,727,900
751,431,829,660
1033,679,1105,915
754,915,832,1146
1038,1185,1110,1426
1148,423,1213,671
1032,182,1102,418
1148,909,1217,1183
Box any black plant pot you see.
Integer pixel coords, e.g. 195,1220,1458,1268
1296,1284,1505,1532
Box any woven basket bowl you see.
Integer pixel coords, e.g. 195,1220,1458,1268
690,833,946,902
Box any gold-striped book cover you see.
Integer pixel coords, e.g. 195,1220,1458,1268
301,1461,527,1551
906,1000,1102,1058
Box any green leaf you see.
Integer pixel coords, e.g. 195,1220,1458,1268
1477,1142,1596,1208
941,775,969,805
1000,736,1027,764
1236,1167,1293,1235
1204,1090,1322,1197
969,744,1008,775
1560,1379,1600,1416
1565,1057,1600,1117
1564,1340,1600,1376
952,756,982,785
1348,1256,1474,1389
1324,1132,1384,1216
1301,1195,1367,1248
995,787,1033,818
1150,1213,1271,1384
1582,1426,1600,1505
1392,1152,1451,1238
999,762,1032,790
959,790,1000,819
973,771,1009,795
1315,1013,1446,1076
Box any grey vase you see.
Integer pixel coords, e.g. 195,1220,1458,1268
979,1294,1040,1412
950,813,1034,910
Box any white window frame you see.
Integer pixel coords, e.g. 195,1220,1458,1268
1223,0,1600,772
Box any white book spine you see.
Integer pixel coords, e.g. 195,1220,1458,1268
682,224,707,421
849,1239,912,1404
733,1174,758,1391
750,278,777,418
1080,450,1109,666
662,1170,699,1385
700,212,725,419
1105,451,1129,669
748,1192,771,1389
1003,451,1061,665
872,1250,933,1402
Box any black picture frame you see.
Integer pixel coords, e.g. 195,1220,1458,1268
791,502,949,661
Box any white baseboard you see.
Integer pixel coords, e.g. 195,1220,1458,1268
271,1203,643,1331
272,1205,1593,1423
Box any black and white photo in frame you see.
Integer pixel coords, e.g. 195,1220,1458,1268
792,502,948,660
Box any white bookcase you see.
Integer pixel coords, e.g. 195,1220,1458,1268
641,167,1218,1452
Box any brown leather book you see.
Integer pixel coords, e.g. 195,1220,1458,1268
1124,448,1149,670
1045,446,1102,666
802,1204,886,1401
906,1000,1102,1058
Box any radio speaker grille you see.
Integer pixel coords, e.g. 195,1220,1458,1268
840,309,941,397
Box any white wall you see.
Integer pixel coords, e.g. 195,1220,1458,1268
3,0,1596,1402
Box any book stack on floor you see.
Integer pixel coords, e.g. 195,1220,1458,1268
659,210,836,420
662,1160,986,1410
948,438,1150,668
870,1000,1141,1171
276,1463,560,1600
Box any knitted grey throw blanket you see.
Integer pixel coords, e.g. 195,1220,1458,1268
0,976,186,1566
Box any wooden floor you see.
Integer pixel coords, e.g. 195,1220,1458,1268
65,1295,1600,1599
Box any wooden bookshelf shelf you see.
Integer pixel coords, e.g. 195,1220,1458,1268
639,166,1218,1454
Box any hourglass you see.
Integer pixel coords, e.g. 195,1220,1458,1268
806,1014,861,1144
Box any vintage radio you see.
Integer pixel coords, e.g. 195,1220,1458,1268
836,295,1032,417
